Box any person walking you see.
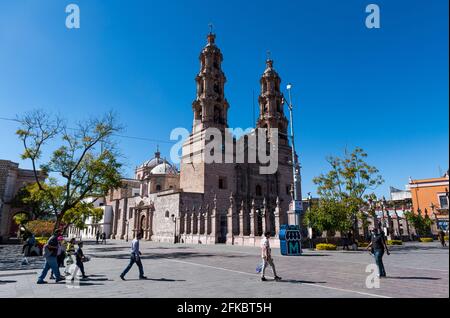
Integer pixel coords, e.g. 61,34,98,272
50,236,66,279
438,229,447,247
74,241,88,279
342,232,349,251
101,232,107,245
120,232,147,280
367,227,390,278
37,232,64,284
96,231,100,244
260,231,282,282
64,238,76,274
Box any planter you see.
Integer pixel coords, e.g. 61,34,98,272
316,243,337,251
419,237,434,243
387,240,403,245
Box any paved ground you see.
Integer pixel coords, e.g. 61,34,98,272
0,240,448,298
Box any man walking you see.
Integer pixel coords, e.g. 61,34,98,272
438,229,447,247
96,231,100,244
37,232,64,284
101,232,107,245
367,226,390,278
260,231,282,282
74,241,88,279
120,232,147,280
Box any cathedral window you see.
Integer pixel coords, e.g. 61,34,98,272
219,177,227,190
256,184,262,196
156,184,162,192
165,211,170,218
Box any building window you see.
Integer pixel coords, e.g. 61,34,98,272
256,184,262,196
129,208,133,219
156,184,162,192
439,195,449,209
219,177,227,190
286,185,291,196
165,211,170,218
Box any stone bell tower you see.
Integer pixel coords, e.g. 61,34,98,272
180,32,235,209
256,58,289,144
256,58,297,218
192,32,229,133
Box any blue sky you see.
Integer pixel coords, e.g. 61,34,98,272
0,0,448,198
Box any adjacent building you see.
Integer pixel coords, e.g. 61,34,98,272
0,160,44,242
409,172,449,232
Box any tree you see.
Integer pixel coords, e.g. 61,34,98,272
404,210,434,237
310,147,384,237
11,182,58,221
16,110,123,231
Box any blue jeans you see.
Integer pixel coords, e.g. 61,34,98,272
373,250,386,277
38,256,60,282
121,253,144,278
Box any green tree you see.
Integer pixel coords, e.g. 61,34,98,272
404,210,434,237
16,110,123,231
310,147,384,237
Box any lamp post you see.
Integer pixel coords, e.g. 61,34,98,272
307,192,313,249
286,83,301,227
171,214,177,244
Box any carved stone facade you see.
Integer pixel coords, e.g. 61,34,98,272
100,32,302,246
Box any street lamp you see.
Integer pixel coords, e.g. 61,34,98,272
126,220,129,242
171,214,177,244
285,83,301,227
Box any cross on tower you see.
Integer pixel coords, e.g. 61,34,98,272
208,23,214,34
266,50,272,61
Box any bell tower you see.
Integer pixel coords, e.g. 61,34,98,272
180,31,234,202
256,58,289,145
192,31,229,133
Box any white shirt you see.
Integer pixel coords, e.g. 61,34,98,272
131,239,140,255
261,236,270,257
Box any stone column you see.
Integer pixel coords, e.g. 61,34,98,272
261,198,269,236
250,199,257,237
226,193,235,245
191,207,196,236
274,197,281,238
197,207,203,235
239,200,244,237
208,195,218,244
145,208,150,240
184,208,189,234
205,204,210,235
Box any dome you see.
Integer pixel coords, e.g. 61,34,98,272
139,149,163,169
150,162,178,175
140,157,164,169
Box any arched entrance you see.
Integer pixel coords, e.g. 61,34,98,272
139,214,146,235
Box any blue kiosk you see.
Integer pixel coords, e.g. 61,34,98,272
279,224,302,256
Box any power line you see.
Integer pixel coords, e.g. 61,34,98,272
0,116,176,145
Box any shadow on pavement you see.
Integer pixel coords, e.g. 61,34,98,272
0,280,17,284
386,276,441,280
278,279,327,284
121,277,185,282
90,251,247,260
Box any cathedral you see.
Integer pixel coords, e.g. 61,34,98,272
99,32,302,247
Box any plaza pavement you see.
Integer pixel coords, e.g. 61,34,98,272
0,240,448,298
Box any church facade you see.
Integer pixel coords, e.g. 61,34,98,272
91,33,302,246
